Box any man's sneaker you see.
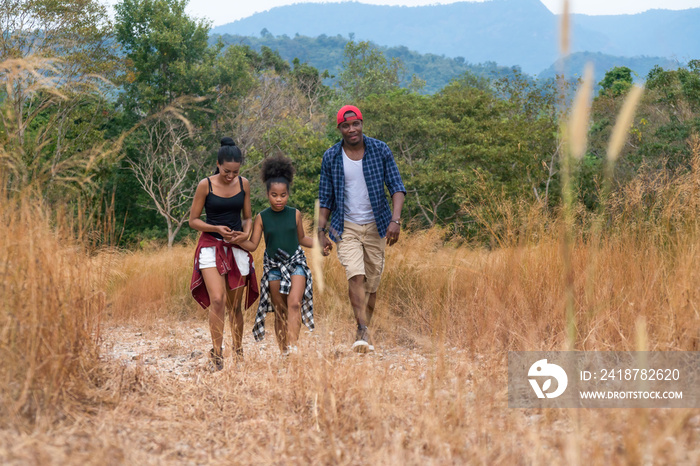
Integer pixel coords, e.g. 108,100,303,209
209,347,224,372
352,326,370,354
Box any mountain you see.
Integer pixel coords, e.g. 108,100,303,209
217,33,675,93
215,33,521,94
572,9,700,61
538,52,679,83
211,0,700,76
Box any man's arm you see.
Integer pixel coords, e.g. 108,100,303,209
383,144,406,198
317,206,333,255
386,192,405,246
317,151,335,255
384,143,406,246
391,191,405,221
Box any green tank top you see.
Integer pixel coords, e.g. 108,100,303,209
260,206,299,259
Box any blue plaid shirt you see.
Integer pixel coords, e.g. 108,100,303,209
319,135,406,242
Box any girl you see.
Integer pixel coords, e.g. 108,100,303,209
234,155,314,355
189,137,259,371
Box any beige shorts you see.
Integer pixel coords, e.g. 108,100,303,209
336,221,386,293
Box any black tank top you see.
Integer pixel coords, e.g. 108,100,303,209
204,176,244,239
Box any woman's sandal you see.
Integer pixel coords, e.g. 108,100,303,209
209,347,224,372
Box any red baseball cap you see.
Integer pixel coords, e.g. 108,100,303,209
336,105,363,126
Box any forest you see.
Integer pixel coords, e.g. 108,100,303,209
215,32,678,94
2,0,698,248
215,31,523,93
1,0,699,463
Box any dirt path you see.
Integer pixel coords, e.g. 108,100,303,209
2,320,697,465
101,318,437,379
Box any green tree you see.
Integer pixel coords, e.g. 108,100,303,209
362,71,561,238
291,57,331,120
599,66,634,97
493,70,562,206
216,45,257,100
0,0,120,202
588,62,700,213
0,0,117,70
337,41,403,101
638,62,700,170
115,0,220,113
361,89,459,227
114,0,222,245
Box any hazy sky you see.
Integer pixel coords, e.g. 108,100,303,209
102,1,700,27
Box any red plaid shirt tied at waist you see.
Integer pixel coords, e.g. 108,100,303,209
190,232,259,309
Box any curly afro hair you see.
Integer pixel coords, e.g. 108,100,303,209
261,155,295,191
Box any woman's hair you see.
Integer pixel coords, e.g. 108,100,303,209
214,137,243,174
261,155,295,192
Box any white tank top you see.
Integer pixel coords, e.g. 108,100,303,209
342,148,374,224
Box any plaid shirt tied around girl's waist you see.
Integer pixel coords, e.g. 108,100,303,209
252,246,314,342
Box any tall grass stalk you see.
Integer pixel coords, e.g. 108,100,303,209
311,199,325,292
585,85,645,320
0,183,105,427
598,83,645,227
562,63,594,350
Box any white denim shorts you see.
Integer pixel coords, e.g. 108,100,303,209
199,244,250,276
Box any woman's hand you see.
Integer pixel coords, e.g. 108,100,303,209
229,230,247,244
218,225,234,242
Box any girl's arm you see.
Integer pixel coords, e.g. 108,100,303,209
232,177,253,243
235,213,264,252
296,209,314,248
189,179,232,238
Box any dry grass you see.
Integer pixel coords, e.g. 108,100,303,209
100,243,200,323
0,185,104,429
0,319,697,465
2,160,698,463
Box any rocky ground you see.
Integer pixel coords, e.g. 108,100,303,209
100,318,439,379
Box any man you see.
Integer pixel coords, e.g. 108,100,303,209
318,104,406,353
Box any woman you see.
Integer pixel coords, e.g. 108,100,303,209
189,137,258,371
